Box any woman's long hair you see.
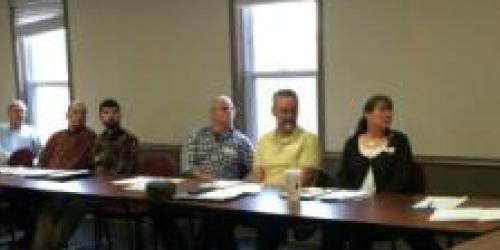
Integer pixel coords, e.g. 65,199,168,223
355,95,393,136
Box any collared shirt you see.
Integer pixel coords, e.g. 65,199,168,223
39,127,97,170
254,127,320,186
182,127,253,180
93,127,139,175
0,123,42,164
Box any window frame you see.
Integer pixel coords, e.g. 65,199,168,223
230,0,325,151
9,0,74,123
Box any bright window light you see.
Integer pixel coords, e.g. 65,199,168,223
239,1,319,141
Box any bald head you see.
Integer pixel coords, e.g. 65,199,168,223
67,101,87,131
7,100,27,129
212,96,234,109
210,95,235,133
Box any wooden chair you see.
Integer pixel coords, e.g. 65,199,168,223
93,151,175,250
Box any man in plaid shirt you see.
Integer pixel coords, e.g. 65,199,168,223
152,96,253,250
181,96,253,180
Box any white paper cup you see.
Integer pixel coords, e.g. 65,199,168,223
284,169,301,202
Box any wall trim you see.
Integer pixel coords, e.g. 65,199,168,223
140,142,500,169
323,152,500,168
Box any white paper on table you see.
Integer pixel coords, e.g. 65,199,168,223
113,176,184,192
413,196,468,210
175,183,262,201
319,190,371,201
280,187,328,199
0,166,59,177
175,188,243,201
430,208,484,221
477,209,500,221
199,180,242,189
430,208,500,222
196,188,245,201
229,183,263,194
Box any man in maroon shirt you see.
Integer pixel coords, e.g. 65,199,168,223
31,101,96,250
39,101,96,170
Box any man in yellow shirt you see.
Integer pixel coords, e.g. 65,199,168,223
252,89,320,250
252,89,320,187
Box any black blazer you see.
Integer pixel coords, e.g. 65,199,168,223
335,130,422,194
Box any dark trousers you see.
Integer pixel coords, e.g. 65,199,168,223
321,224,442,250
31,198,87,250
150,203,189,250
7,190,43,247
195,217,237,250
150,203,237,250
255,218,288,250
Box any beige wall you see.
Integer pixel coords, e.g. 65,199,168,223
324,0,500,157
0,0,16,121
1,0,499,158
67,0,231,144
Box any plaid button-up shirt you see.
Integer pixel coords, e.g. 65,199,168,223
93,127,138,175
182,127,253,180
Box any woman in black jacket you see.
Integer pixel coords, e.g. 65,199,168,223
321,95,441,250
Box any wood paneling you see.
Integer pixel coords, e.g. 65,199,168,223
140,143,500,197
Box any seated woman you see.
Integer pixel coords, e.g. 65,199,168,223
321,95,441,250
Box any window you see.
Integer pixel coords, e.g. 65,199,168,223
10,0,71,143
234,0,320,141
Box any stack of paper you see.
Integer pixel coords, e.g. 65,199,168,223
413,196,468,210
280,187,328,200
175,183,263,201
199,180,242,189
430,208,500,222
112,177,263,198
0,166,56,177
0,166,89,180
319,190,371,201
229,183,263,194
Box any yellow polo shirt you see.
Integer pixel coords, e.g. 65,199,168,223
254,128,320,186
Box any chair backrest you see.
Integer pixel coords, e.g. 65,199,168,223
411,163,427,194
315,169,336,188
8,148,35,167
136,151,175,177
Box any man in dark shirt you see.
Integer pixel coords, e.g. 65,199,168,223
93,98,138,175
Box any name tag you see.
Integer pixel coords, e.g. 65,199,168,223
383,146,396,154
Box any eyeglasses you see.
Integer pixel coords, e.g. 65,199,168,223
211,106,234,112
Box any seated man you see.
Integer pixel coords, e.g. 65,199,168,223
32,101,97,250
31,99,138,250
152,96,253,250
0,100,41,164
1,100,42,248
252,89,320,250
39,101,96,170
182,95,253,180
93,98,138,175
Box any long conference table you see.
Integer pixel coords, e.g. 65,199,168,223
1,172,500,246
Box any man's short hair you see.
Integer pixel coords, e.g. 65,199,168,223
272,89,299,105
99,99,120,113
68,101,87,113
7,100,27,112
